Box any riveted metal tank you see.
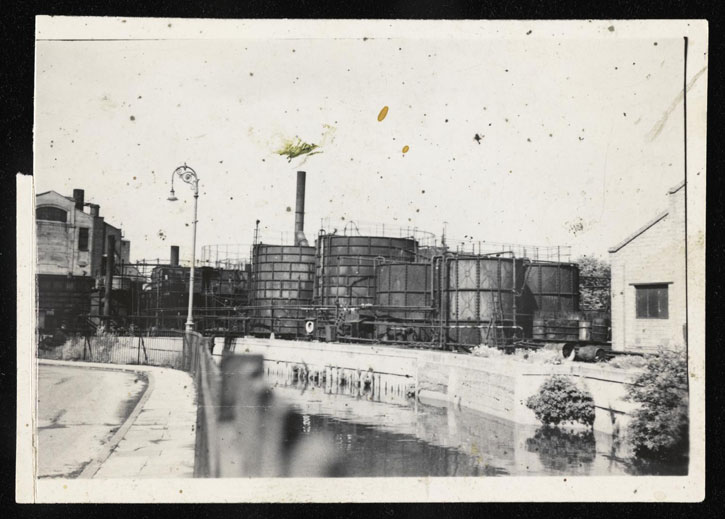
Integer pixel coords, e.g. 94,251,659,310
250,244,316,337
315,235,417,307
445,255,525,345
521,261,580,315
374,262,434,341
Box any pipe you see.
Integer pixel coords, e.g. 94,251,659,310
294,171,308,246
104,234,115,317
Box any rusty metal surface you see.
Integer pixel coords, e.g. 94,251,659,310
315,235,417,307
250,244,316,336
521,261,580,316
445,256,525,345
374,262,434,342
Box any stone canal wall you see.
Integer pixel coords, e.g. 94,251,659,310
416,351,640,436
233,338,640,436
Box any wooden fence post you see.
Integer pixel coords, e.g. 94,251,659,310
140,336,148,364
214,354,342,477
84,336,92,361
217,354,266,476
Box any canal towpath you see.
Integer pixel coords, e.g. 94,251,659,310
38,359,197,479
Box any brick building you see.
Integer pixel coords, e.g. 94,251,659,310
36,188,130,331
608,181,686,352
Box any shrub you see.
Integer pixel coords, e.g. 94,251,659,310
607,354,647,370
514,348,562,365
526,375,595,427
625,349,688,460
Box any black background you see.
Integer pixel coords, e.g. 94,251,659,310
1,1,721,517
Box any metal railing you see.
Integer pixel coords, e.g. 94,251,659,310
446,239,572,261
185,332,343,477
38,333,185,369
318,218,438,247
199,244,251,270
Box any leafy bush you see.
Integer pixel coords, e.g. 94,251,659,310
607,354,647,370
626,349,688,460
514,348,563,365
526,376,595,427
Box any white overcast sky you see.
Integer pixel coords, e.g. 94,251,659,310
33,19,708,263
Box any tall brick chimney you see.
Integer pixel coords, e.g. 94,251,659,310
170,246,180,267
73,189,85,211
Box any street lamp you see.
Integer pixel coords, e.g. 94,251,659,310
168,164,200,333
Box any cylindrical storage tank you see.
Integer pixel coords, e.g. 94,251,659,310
446,255,525,346
316,235,417,307
532,318,546,340
575,345,607,362
374,262,433,341
591,317,610,342
250,244,316,337
521,261,580,316
543,318,580,341
417,245,448,261
578,320,592,341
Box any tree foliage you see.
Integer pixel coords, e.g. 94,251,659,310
526,375,595,427
576,255,611,277
626,350,689,459
576,255,611,311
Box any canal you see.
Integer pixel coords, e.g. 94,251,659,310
260,359,687,477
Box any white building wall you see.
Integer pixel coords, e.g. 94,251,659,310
609,186,686,352
36,192,95,277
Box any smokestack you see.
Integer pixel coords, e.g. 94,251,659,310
73,189,85,211
170,245,180,267
294,171,309,246
104,234,115,317
89,204,100,217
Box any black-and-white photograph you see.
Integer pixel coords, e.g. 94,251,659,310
17,17,706,502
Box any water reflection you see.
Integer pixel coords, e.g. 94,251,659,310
525,428,596,475
259,358,686,477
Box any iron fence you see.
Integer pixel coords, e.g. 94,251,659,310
38,333,186,369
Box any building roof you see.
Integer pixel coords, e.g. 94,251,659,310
608,211,669,253
36,190,76,203
608,180,684,254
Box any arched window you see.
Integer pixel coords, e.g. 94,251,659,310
36,206,68,223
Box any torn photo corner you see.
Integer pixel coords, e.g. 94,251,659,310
17,17,707,503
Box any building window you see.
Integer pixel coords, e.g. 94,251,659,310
78,228,89,251
36,206,67,222
635,284,669,319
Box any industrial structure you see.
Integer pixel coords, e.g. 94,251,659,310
37,173,614,356
35,189,133,331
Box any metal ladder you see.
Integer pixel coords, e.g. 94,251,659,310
484,290,506,348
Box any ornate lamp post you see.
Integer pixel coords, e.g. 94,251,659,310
168,164,200,332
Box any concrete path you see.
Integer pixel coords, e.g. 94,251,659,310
39,360,197,479
37,362,148,478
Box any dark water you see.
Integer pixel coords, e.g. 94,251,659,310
260,360,688,477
